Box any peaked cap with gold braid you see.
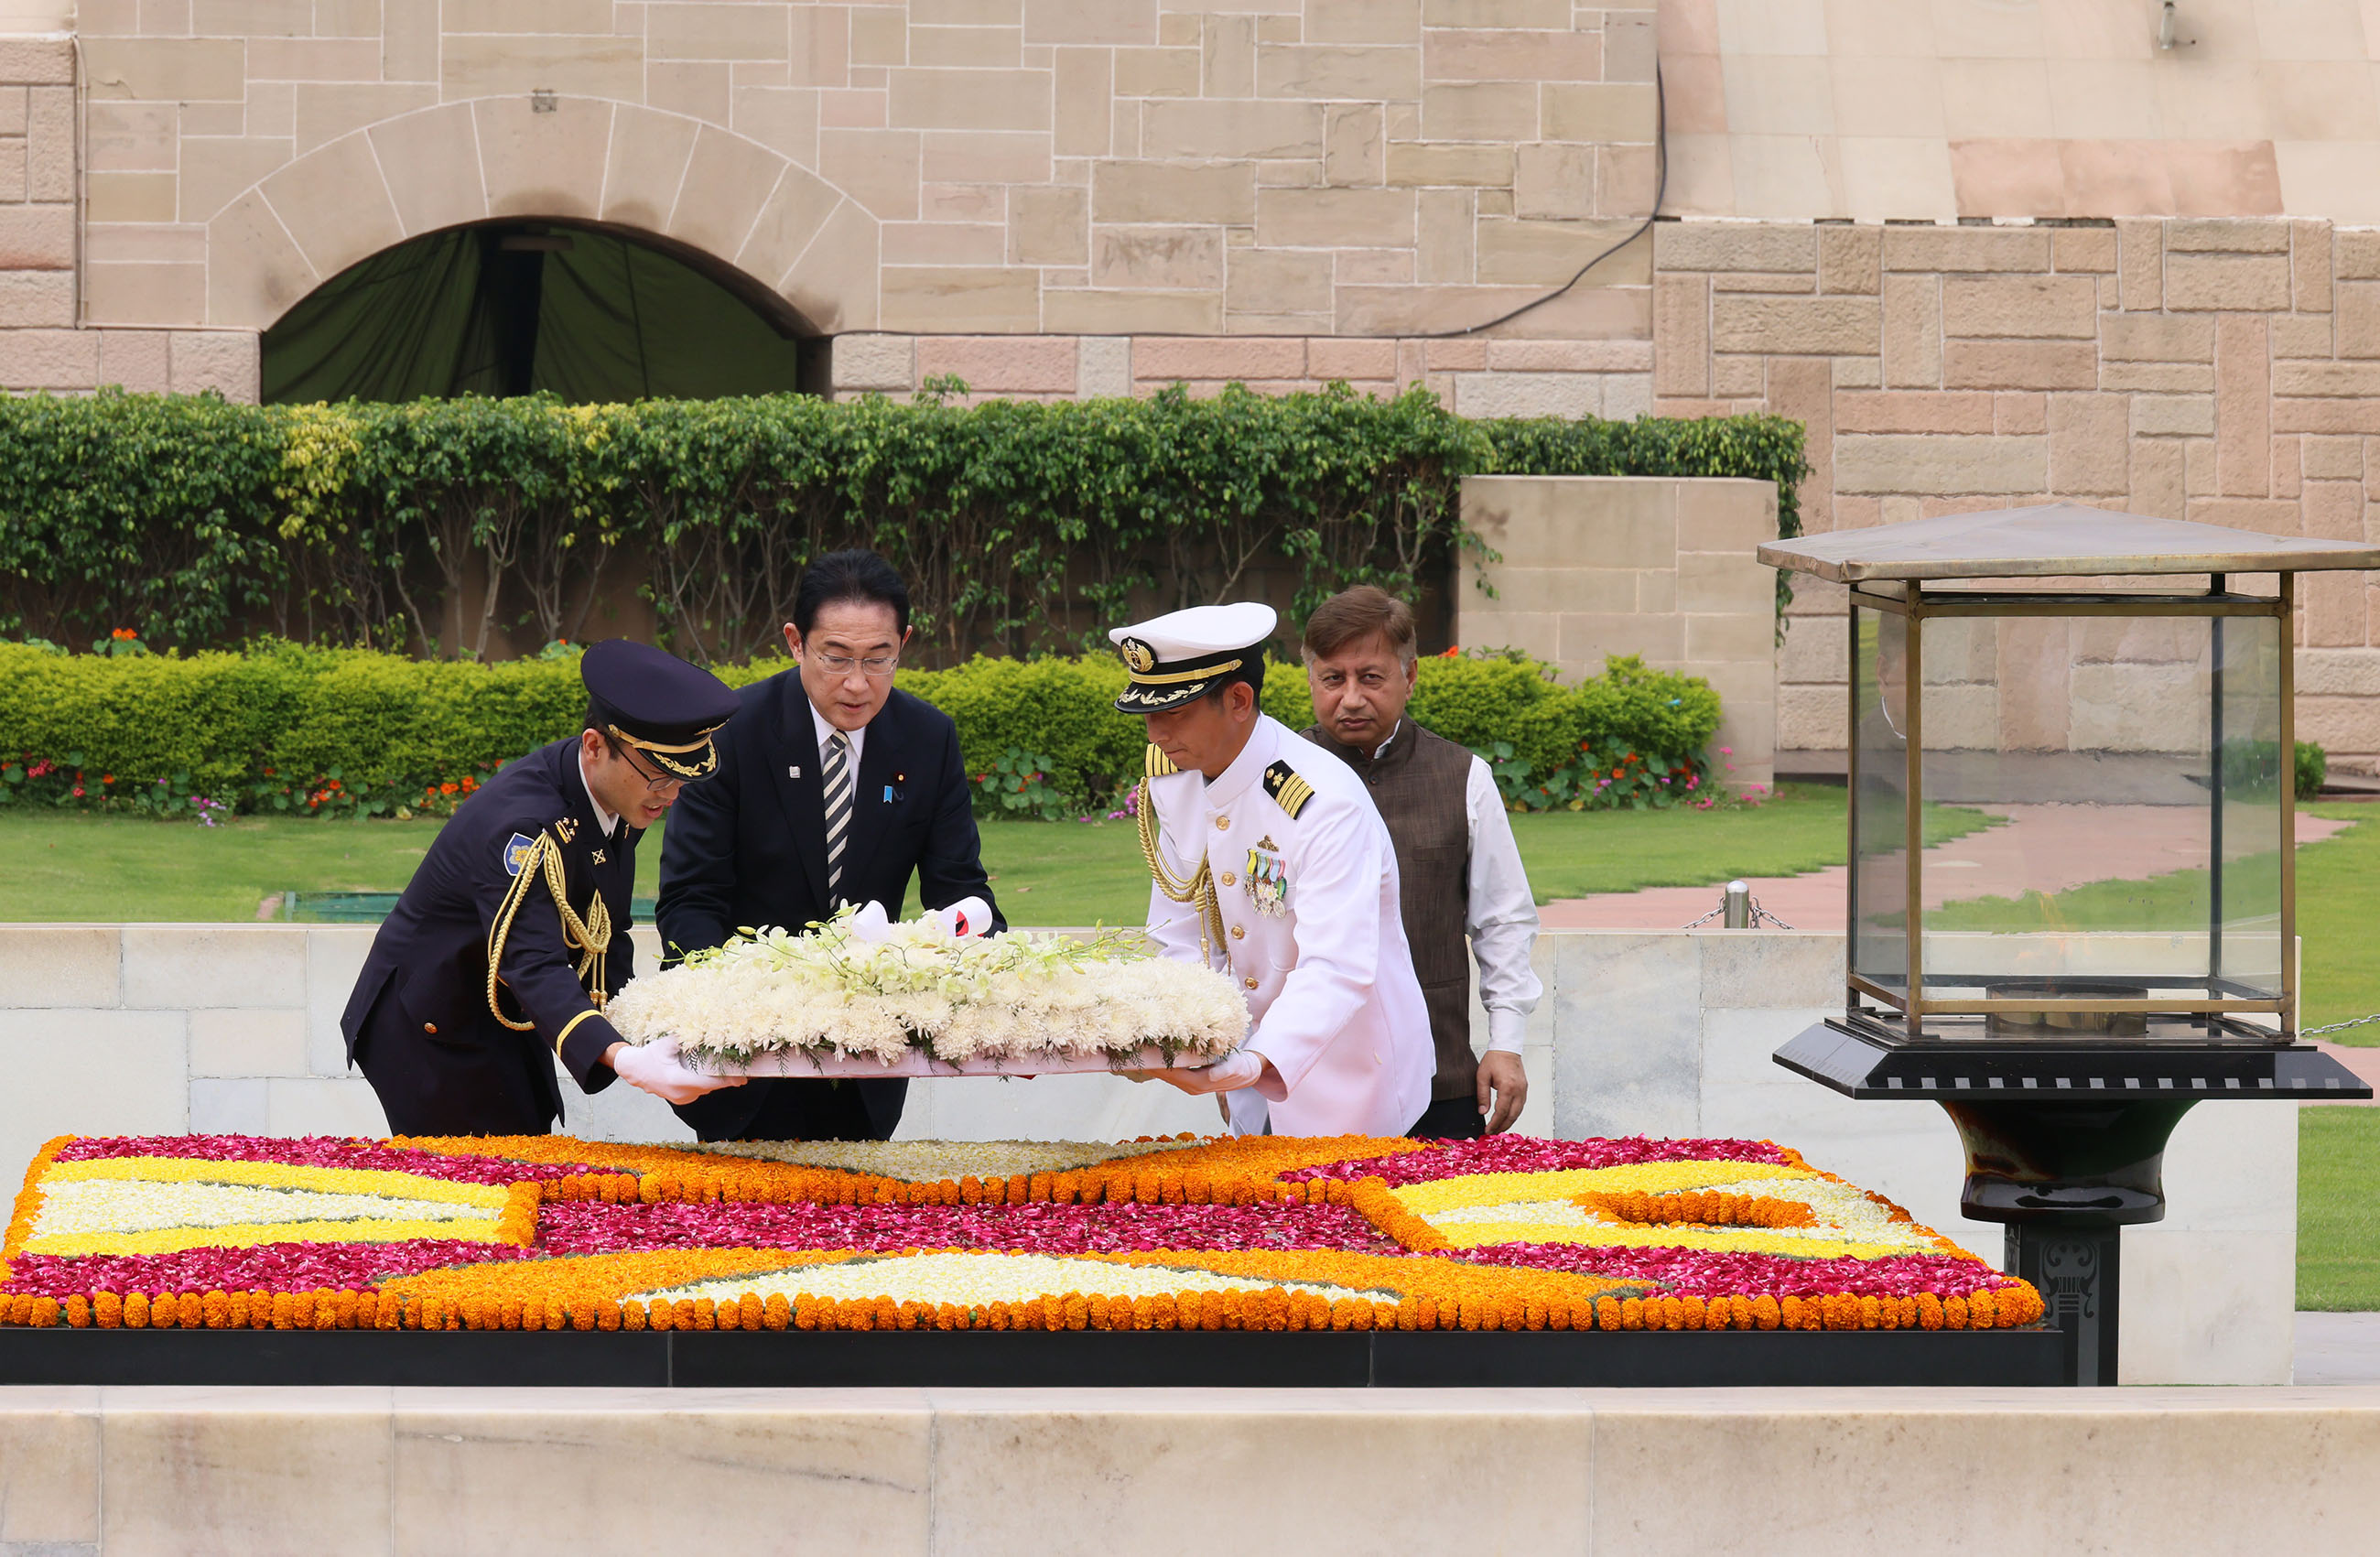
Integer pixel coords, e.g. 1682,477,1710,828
581,638,741,781
1108,601,1278,714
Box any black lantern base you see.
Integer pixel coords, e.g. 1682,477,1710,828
1775,1020,2371,1386
2003,1222,2122,1386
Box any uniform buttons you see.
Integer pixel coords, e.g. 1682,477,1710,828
1243,977,1259,989
1230,925,1245,940
1221,871,1237,886
1216,816,1229,830
423,1022,438,1035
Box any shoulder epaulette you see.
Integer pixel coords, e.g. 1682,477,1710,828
1263,759,1314,819
1144,742,1178,778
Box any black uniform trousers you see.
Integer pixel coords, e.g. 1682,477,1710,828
355,987,559,1138
1408,1094,1488,1141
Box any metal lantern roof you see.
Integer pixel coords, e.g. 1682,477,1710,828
1756,502,2380,584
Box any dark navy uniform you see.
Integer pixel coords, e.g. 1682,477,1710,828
341,739,638,1135
341,641,738,1137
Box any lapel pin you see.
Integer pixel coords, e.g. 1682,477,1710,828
789,765,802,779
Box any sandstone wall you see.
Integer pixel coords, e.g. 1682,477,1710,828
1661,0,2380,224
1455,473,1779,788
1649,216,2380,770
0,37,255,393
33,0,1659,346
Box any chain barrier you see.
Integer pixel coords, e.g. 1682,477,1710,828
2300,1011,2380,1039
1682,882,1795,932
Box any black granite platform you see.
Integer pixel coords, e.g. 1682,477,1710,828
0,1324,2070,1389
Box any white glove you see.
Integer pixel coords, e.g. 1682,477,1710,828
610,1039,746,1106
845,902,894,943
1152,1048,1269,1097
928,896,994,938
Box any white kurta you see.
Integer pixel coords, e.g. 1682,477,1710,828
1143,714,1435,1137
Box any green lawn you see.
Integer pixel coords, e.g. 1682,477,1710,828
1510,783,1996,902
2299,805,2380,1037
2300,1107,2380,1311
0,783,1985,927
1914,802,2380,1041
0,810,477,922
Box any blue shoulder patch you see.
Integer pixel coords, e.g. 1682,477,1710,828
502,832,536,877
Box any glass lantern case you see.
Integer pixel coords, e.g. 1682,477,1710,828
1761,504,2378,1385
1765,503,2378,1049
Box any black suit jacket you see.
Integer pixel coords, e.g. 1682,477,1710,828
341,739,635,1132
656,672,1001,1138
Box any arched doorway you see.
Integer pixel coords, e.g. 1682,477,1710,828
260,219,828,404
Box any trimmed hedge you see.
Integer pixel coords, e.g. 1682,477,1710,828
0,643,1723,818
0,385,1807,664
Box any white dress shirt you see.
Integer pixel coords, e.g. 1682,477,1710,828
1458,748,1542,1054
577,748,619,838
808,700,865,771
1143,714,1436,1137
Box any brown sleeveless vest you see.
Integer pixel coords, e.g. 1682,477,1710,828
1302,719,1478,1100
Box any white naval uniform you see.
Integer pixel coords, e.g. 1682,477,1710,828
1143,713,1435,1137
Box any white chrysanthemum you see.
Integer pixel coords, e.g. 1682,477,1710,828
604,909,1249,1066
635,1251,1392,1309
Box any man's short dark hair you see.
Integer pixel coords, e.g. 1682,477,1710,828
793,549,911,636
1302,585,1418,665
1210,656,1265,706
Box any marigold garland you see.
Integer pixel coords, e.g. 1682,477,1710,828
0,1131,2046,1337
1576,1190,1816,1230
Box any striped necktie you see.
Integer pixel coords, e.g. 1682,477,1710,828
822,730,852,903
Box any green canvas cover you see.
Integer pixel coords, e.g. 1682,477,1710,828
261,225,811,405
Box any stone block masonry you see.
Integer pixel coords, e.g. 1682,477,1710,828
0,3,1663,379
0,40,253,391
1651,216,2380,772
831,331,1655,422
1455,474,1779,793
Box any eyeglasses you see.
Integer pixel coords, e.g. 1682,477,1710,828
806,649,900,679
613,742,687,794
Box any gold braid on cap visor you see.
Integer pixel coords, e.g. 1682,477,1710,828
606,723,721,780
1120,654,1242,687
484,831,613,1051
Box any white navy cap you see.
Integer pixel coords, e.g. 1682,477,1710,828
1109,602,1278,714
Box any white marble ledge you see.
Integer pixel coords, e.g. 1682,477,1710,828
14,1383,2380,1414
9,1385,2380,1557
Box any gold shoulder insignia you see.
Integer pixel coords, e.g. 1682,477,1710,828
1262,759,1314,819
554,816,579,844
1144,742,1178,779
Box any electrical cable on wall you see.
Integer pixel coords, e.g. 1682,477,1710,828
1420,60,1668,341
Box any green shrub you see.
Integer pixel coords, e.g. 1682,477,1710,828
0,643,1724,818
2217,738,2332,803
0,386,1806,662
2299,740,2328,800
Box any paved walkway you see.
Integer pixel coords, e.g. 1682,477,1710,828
2296,1313,2380,1383
1542,804,2351,932
2311,1043,2380,1105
